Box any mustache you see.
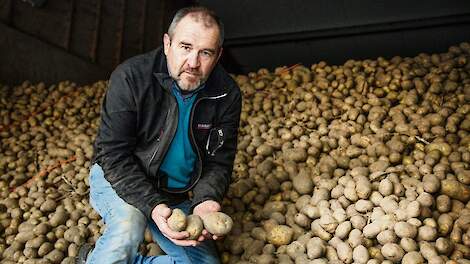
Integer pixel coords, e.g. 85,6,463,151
178,68,201,76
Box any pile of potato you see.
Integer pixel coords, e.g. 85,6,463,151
222,42,470,264
0,42,469,264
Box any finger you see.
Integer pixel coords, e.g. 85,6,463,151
168,237,200,247
213,234,220,240
158,207,172,218
197,235,206,242
161,226,189,240
201,229,212,239
156,217,189,240
160,228,191,243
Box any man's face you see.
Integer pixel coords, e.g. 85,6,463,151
163,15,222,91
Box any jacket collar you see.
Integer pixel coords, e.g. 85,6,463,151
152,47,229,98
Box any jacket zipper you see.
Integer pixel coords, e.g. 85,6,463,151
147,109,170,177
184,93,228,192
205,128,224,156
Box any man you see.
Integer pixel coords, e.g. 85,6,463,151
79,6,241,264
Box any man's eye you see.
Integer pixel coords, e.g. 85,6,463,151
181,46,191,51
201,51,213,57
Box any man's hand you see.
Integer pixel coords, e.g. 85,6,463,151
193,200,222,241
151,204,199,246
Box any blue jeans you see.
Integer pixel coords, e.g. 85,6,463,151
87,164,220,264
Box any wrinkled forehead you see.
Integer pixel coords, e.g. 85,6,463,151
172,13,221,43
172,15,221,47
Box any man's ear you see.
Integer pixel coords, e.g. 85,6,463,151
163,33,171,55
216,47,223,62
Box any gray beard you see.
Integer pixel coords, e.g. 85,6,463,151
176,77,205,91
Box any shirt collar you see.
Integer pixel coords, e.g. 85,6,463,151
172,82,205,100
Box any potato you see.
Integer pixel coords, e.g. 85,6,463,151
377,230,397,245
38,242,54,257
244,239,265,259
15,231,35,243
45,249,64,263
306,237,326,259
335,221,352,239
39,199,57,212
323,245,339,262
381,243,405,262
380,196,398,214
406,201,421,219
441,179,470,202
283,148,307,162
379,179,394,196
277,254,293,264
427,255,444,264
319,214,338,233
311,188,330,206
363,222,381,238
332,208,347,223
419,241,438,260
185,215,203,240
436,195,452,213
49,210,68,227
336,241,353,263
310,259,328,264
394,222,418,238
350,215,366,230
355,200,373,213
301,204,320,219
402,251,424,264
437,214,453,235
266,225,294,246
286,241,305,259
435,237,454,255
294,213,310,228
400,238,418,252
422,174,440,193
353,245,369,264
416,192,433,208
292,174,313,195
251,227,267,241
344,185,359,202
168,208,187,232
25,235,46,248
355,180,372,199
249,254,276,264
311,220,332,241
201,212,233,236
417,225,437,241
348,229,363,248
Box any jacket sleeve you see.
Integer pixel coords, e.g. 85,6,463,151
97,65,169,218
190,84,242,210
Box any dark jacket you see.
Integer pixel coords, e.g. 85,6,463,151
93,47,242,218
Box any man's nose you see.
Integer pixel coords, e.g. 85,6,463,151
187,51,200,68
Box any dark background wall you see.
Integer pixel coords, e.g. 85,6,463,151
203,0,470,73
0,0,469,85
0,0,191,85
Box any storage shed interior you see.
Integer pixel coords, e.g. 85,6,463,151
1,1,470,264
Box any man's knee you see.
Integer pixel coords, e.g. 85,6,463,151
104,204,147,245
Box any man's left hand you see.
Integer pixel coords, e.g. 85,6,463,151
193,200,222,241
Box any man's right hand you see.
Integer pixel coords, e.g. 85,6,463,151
151,204,199,247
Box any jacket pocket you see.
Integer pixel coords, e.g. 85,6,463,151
205,127,224,156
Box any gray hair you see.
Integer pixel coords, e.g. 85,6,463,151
168,6,224,46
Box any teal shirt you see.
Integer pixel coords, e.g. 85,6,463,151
159,83,201,188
